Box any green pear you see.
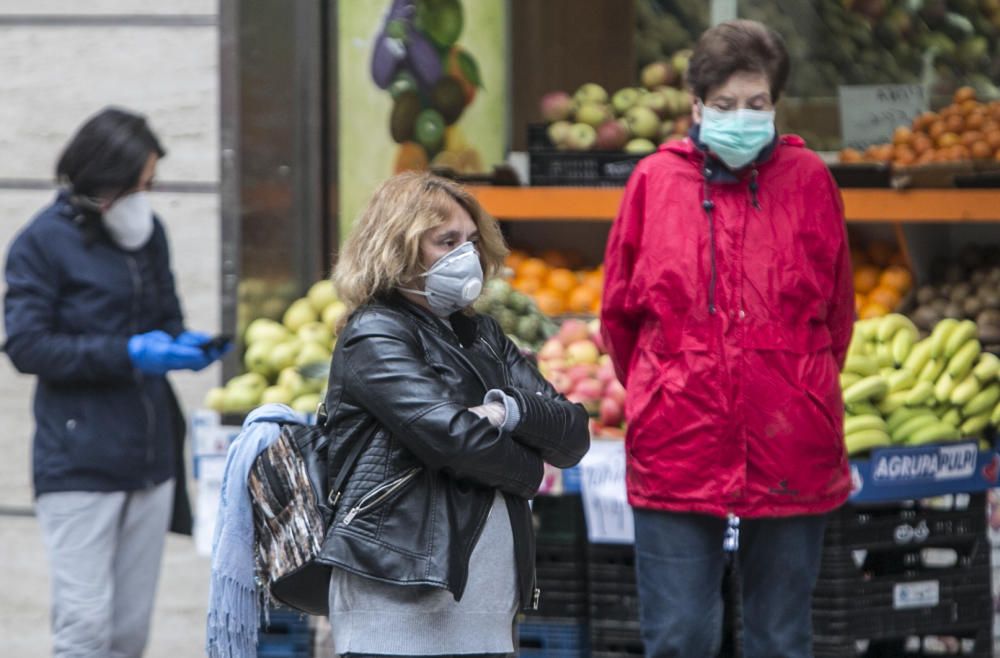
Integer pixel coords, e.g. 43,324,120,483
295,341,331,368
245,318,290,345
204,387,226,412
291,393,323,415
221,386,261,414
267,339,302,375
261,385,294,406
277,367,306,398
227,372,268,394
283,298,319,333
307,280,339,313
297,322,333,350
321,300,348,333
243,340,278,379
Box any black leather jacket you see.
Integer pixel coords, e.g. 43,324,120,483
318,295,590,609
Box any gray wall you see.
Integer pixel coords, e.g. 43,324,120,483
0,1,221,508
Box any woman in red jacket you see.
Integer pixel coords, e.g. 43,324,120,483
601,19,854,658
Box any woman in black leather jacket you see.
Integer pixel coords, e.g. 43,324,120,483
319,172,589,657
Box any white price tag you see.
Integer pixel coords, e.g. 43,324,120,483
580,440,633,544
839,84,928,150
893,580,939,610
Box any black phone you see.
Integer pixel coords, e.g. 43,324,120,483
200,334,233,353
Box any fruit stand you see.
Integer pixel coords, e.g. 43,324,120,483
208,1,1000,655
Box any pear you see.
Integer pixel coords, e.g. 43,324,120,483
322,301,349,333
297,322,334,350
203,387,226,412
243,340,278,379
283,298,319,333
267,339,302,375
307,280,339,313
291,393,323,415
295,341,331,368
261,385,294,406
244,318,290,345
278,367,315,399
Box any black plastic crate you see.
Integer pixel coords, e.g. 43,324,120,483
519,619,589,658
813,624,993,658
823,493,986,552
533,495,588,546
589,625,645,658
527,122,644,187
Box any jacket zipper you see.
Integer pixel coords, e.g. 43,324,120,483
342,466,421,526
478,338,510,388
126,255,157,468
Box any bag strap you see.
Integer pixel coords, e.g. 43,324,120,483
326,427,373,508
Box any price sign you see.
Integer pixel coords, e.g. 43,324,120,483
839,84,928,150
580,440,633,544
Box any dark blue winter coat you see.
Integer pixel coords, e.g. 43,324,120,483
4,192,185,496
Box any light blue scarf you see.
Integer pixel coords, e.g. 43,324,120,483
205,404,302,658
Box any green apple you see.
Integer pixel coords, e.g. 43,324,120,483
245,318,290,345
261,385,294,406
625,138,657,154
297,322,333,350
322,301,348,333
295,341,331,368
267,339,302,375
283,298,319,333
611,87,641,115
291,393,323,415
575,102,610,128
625,106,660,140
203,387,226,412
307,280,339,313
244,340,278,379
573,82,608,106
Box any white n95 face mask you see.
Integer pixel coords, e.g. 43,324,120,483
400,241,484,317
103,191,154,250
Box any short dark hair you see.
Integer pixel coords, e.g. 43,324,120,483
687,20,790,103
56,107,166,199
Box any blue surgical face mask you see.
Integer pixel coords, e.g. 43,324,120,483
698,103,776,170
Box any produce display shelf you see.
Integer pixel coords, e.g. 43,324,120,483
469,186,1000,223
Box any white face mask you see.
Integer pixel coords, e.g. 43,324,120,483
103,191,154,250
400,241,484,317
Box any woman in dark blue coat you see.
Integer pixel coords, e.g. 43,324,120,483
3,107,228,658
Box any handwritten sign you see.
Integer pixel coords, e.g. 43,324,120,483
839,84,928,150
580,440,633,544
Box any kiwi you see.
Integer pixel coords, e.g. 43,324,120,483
962,296,983,317
916,285,937,305
950,282,972,302
979,291,1000,310
912,306,941,331
931,298,949,314
978,309,1000,327
943,303,964,319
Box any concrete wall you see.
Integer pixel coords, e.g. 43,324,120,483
0,4,221,508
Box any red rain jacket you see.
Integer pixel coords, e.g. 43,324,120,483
601,136,854,518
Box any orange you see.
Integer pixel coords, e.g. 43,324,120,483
546,268,579,296
985,130,1000,151
954,86,976,104
868,285,901,311
960,99,981,115
853,265,881,294
911,134,933,155
879,265,912,293
945,115,964,134
394,142,429,173
840,148,863,163
517,257,549,282
540,249,572,269
859,301,890,320
951,144,971,161
892,126,913,146
961,131,984,148
912,111,937,132
582,269,604,292
965,112,986,131
971,141,993,160
533,289,564,316
513,277,541,295
893,148,916,167
505,249,529,271
567,286,599,314
855,293,864,314
936,132,960,148
928,120,946,140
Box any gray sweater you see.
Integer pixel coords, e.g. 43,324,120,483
327,491,519,655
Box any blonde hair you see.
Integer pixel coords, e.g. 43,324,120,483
333,172,508,323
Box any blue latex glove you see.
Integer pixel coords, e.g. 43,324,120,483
175,329,233,363
128,330,212,375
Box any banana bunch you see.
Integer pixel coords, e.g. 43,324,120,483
841,314,1000,457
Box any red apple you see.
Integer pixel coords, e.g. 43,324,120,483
540,91,573,122
550,372,573,395
605,379,626,405
558,319,591,346
537,338,565,362
567,363,597,385
597,363,617,387
600,397,623,427
595,119,629,151
573,377,604,402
